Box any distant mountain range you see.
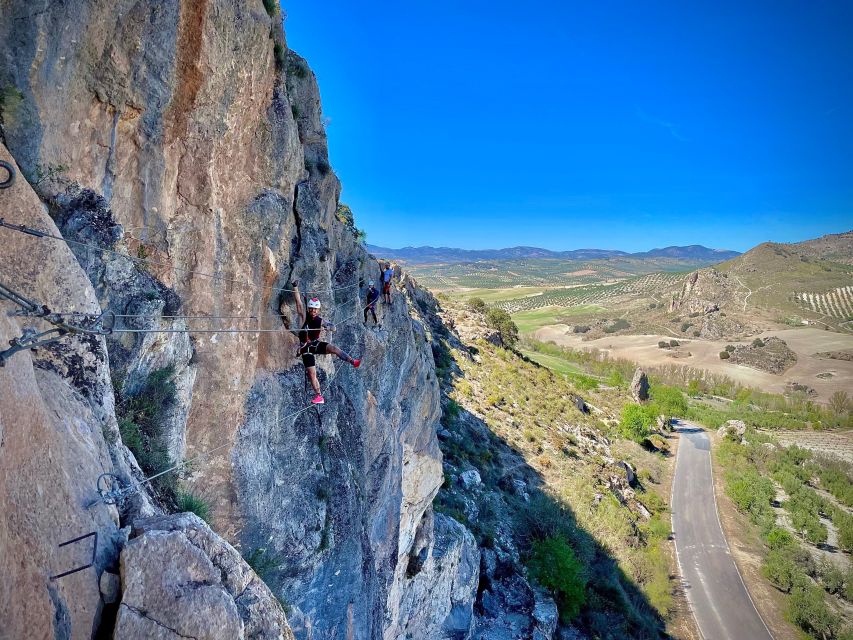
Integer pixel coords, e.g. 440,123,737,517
366,244,741,265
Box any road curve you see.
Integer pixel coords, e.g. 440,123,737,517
671,421,774,640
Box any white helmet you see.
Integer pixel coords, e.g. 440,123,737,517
368,279,375,286
307,298,321,309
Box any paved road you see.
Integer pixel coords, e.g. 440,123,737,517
671,421,774,640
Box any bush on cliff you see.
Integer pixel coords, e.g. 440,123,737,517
527,536,587,623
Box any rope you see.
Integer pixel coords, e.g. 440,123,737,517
0,218,361,296
100,359,350,505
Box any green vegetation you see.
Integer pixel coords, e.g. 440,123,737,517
527,536,587,623
262,0,279,17
274,42,285,68
716,432,853,638
484,307,519,347
116,366,178,494
619,404,654,442
176,491,211,523
243,546,283,581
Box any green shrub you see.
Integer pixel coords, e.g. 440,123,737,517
834,510,853,552
680,322,692,332
176,491,211,523
725,345,736,352
116,366,178,494
468,297,487,313
669,339,679,347
725,467,774,530
262,0,279,17
817,558,845,596
485,308,518,348
752,338,765,348
719,351,730,359
787,585,840,639
619,404,654,442
762,549,804,593
765,527,795,550
527,536,587,623
658,341,668,348
274,42,285,68
243,547,282,581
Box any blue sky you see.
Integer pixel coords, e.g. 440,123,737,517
282,1,853,252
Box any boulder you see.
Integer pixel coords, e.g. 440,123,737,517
630,368,650,402
115,513,294,640
460,469,482,490
717,419,747,439
617,461,636,486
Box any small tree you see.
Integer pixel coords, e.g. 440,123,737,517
485,308,518,348
787,585,839,639
829,390,850,415
762,549,802,593
719,351,730,360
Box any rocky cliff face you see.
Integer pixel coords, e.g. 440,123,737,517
0,2,474,638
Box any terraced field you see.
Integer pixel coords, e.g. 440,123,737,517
772,430,853,464
793,285,853,320
491,272,688,313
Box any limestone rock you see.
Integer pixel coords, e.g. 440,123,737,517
0,144,127,639
460,469,482,489
116,513,294,640
717,419,747,439
630,368,650,402
616,461,636,486
100,572,122,605
396,513,480,640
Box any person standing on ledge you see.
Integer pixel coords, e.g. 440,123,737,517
291,282,360,405
381,262,394,305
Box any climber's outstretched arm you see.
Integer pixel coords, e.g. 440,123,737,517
292,281,305,327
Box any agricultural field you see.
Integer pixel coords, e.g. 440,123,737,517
772,430,853,464
410,257,701,291
492,272,687,314
794,286,853,320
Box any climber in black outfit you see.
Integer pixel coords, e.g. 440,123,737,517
364,279,379,326
291,282,360,404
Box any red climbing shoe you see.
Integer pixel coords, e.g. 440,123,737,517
312,394,325,405
352,359,361,368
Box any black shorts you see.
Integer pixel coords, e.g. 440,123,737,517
299,340,328,368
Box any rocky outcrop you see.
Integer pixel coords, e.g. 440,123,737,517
728,336,797,374
0,2,473,637
115,513,293,640
717,420,747,439
630,368,649,402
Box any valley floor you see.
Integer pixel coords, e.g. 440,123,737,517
533,326,853,403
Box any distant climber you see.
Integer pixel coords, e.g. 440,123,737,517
291,282,360,404
381,262,394,305
364,279,379,326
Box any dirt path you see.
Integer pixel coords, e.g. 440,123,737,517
533,326,853,402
